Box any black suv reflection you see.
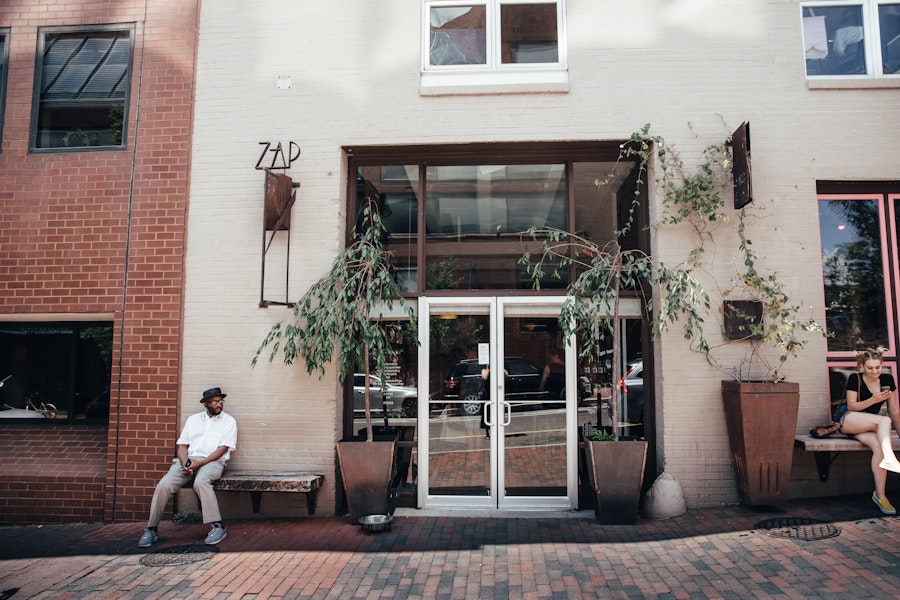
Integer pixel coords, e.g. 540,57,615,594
444,357,572,416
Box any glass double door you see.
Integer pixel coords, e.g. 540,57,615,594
420,297,577,510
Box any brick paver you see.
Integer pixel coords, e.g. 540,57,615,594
0,494,898,599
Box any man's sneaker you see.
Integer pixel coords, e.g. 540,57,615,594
204,523,227,545
872,491,897,515
138,528,158,548
878,458,900,474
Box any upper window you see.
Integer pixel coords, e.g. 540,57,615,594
31,26,134,151
0,29,8,148
801,1,900,79
422,1,567,94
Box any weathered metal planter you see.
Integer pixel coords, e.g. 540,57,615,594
584,439,648,525
336,438,396,521
722,380,799,505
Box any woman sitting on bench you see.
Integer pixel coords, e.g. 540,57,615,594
835,348,900,514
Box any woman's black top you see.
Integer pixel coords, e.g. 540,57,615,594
846,372,896,415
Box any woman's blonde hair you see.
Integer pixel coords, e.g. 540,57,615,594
856,347,886,368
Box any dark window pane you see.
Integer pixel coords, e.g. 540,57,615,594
424,164,566,290
803,5,867,76
500,3,559,64
0,322,112,423
35,29,131,149
357,166,419,293
819,199,888,351
879,3,900,74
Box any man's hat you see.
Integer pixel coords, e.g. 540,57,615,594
201,387,227,403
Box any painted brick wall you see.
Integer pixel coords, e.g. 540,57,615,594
0,1,199,523
182,1,900,512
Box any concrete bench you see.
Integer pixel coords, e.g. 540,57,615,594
795,434,900,482
212,471,325,515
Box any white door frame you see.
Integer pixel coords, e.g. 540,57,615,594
417,295,577,511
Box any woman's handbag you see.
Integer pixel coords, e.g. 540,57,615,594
814,376,859,438
809,421,841,438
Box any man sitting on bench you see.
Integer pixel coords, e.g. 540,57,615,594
138,387,238,547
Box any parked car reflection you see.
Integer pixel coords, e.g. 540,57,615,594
618,360,644,425
0,404,46,419
353,374,418,418
443,357,590,416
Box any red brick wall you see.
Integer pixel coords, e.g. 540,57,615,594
0,1,199,523
0,427,107,524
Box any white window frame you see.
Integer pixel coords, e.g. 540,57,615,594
421,0,568,95
801,0,900,87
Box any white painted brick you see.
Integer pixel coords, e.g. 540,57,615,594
183,1,900,511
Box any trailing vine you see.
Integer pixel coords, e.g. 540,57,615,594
522,123,824,399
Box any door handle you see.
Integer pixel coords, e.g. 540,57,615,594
483,402,494,426
502,401,512,426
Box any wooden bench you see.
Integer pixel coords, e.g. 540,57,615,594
212,471,325,515
795,434,900,482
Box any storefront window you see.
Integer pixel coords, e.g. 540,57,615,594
0,322,113,423
425,163,566,291
347,144,642,294
357,165,419,292
818,197,889,352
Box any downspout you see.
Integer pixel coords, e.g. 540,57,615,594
110,0,149,523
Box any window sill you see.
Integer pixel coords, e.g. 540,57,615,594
420,68,569,96
807,77,900,90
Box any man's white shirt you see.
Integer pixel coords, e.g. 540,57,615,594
177,410,238,461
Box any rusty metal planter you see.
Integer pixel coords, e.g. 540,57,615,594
584,439,648,524
336,439,396,521
722,380,799,505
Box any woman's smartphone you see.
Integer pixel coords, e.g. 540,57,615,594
881,386,891,393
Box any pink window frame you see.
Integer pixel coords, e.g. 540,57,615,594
818,193,896,361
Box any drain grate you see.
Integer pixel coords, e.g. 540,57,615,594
755,517,840,541
140,544,219,567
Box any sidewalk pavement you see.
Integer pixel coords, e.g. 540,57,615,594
0,494,898,599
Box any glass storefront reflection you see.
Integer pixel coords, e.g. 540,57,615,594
424,164,566,291
819,198,888,351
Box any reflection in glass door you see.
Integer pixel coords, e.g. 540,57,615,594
419,297,577,510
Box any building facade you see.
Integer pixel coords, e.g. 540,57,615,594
2,1,899,523
0,0,199,523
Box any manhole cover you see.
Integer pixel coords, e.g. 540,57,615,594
140,544,219,567
755,517,840,540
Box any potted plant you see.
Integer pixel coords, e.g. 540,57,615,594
581,429,648,524
253,195,417,520
521,219,656,523
524,124,824,509
631,124,824,505
519,148,665,522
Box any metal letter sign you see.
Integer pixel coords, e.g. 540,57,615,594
256,141,301,170
730,122,752,209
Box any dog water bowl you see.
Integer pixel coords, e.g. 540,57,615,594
359,514,394,533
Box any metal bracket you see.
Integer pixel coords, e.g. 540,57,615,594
260,169,300,307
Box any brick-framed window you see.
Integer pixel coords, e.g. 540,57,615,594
0,321,113,424
30,25,134,152
0,29,8,148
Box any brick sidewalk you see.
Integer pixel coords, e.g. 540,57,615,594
1,494,898,599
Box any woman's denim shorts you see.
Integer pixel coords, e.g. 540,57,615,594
834,405,849,425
